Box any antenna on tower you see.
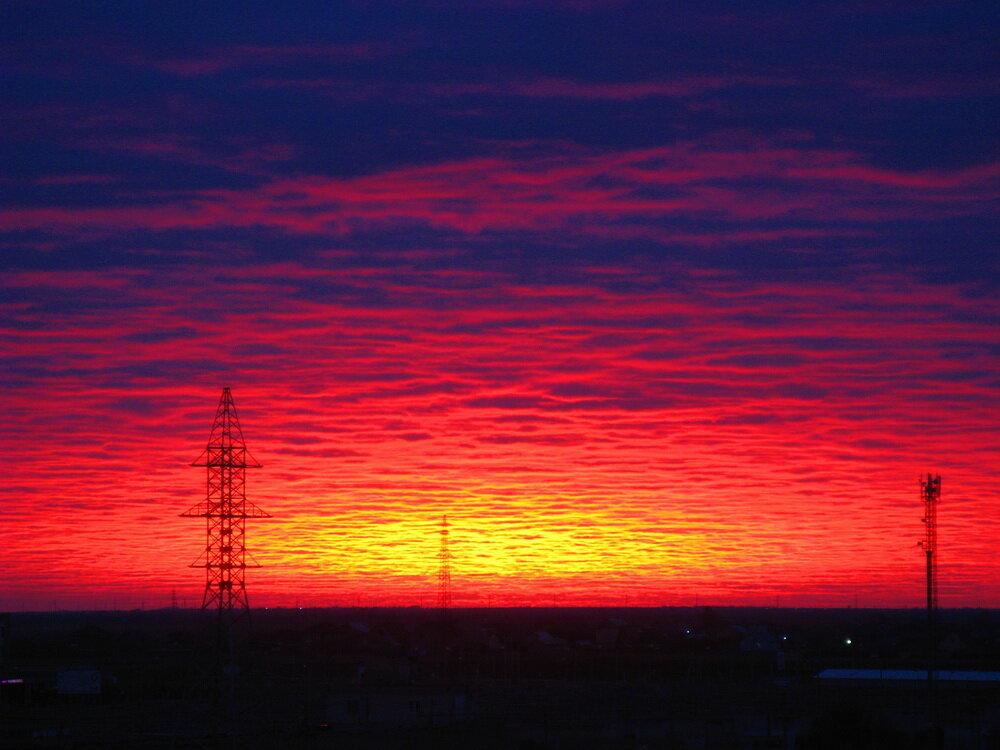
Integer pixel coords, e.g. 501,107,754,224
437,515,452,610
181,388,271,620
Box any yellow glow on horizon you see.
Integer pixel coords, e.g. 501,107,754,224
252,489,730,581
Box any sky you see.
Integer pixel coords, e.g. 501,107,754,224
1,1,998,610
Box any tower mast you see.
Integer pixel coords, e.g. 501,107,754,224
437,515,452,610
920,474,940,618
919,473,941,726
182,388,270,616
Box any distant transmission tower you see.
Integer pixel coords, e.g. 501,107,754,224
919,474,941,614
182,388,271,617
437,515,452,609
919,473,941,723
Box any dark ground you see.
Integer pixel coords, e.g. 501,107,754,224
2,606,999,749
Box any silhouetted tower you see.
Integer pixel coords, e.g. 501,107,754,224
182,388,270,616
919,473,941,726
437,515,452,609
919,474,940,614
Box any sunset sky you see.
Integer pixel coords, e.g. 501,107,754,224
2,1,997,610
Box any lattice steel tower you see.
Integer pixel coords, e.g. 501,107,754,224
182,388,270,614
437,515,452,609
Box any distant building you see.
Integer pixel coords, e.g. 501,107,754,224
56,669,102,695
740,627,780,653
327,688,468,727
817,668,1000,684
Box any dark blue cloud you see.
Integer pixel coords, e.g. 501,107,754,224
0,1,996,293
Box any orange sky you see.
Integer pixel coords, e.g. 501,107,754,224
3,269,996,610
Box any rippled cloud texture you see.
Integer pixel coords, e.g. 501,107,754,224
2,1,997,609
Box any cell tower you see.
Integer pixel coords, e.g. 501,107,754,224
437,515,452,609
181,388,270,616
919,474,941,614
919,473,941,724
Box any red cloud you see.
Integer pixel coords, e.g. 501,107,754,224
2,257,997,608
2,138,996,238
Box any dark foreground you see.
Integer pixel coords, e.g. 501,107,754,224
1,606,999,749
